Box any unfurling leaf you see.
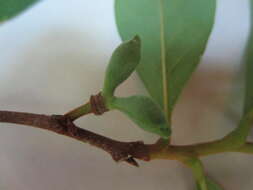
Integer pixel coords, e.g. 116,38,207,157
115,0,216,120
0,0,40,23
196,177,224,190
102,36,141,98
108,95,170,139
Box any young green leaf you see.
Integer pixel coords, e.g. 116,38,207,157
115,0,216,120
108,95,170,139
102,36,141,98
244,0,253,115
0,0,40,23
196,177,224,190
223,0,253,148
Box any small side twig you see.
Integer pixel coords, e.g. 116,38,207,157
64,92,108,121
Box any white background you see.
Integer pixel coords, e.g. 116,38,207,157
0,0,252,190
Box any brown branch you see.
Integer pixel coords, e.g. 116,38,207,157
0,110,149,167
1,110,253,168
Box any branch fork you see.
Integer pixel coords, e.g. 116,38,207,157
1,93,253,168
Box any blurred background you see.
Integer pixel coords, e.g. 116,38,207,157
0,0,252,189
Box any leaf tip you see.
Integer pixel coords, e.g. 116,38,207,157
159,127,171,139
127,35,141,51
132,35,141,44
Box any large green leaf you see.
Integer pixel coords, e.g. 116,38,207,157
244,0,253,115
0,0,40,23
115,0,216,119
196,177,224,190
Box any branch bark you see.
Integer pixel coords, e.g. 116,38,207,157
1,110,253,167
0,110,149,167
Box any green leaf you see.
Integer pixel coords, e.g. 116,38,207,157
0,0,40,23
226,0,253,147
196,177,224,190
115,0,216,120
102,36,141,98
108,95,170,139
244,0,253,115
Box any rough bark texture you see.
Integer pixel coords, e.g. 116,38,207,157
0,110,150,167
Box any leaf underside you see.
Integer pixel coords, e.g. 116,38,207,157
0,0,40,23
110,95,171,139
115,0,216,119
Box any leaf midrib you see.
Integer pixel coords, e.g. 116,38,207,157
159,0,169,120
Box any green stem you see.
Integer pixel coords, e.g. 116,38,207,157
183,158,207,190
64,102,92,121
221,111,253,149
149,140,253,162
236,142,253,153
